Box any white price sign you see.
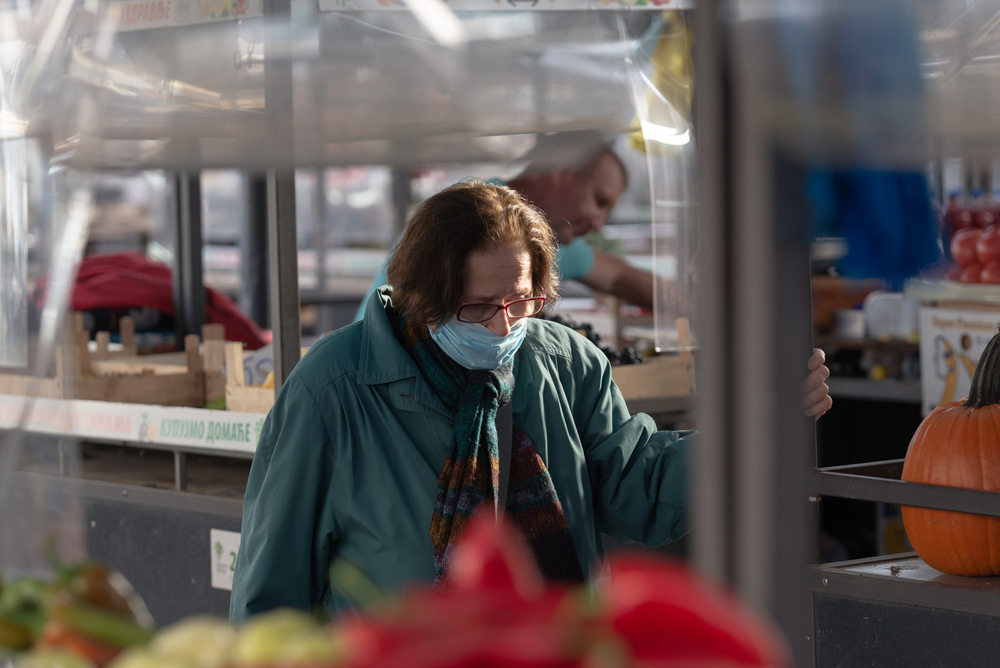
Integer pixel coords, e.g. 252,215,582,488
210,529,241,591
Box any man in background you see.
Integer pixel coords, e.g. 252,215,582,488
353,132,657,322
505,141,654,308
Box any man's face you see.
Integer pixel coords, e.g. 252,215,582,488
546,153,626,245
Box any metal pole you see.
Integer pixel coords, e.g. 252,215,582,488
267,171,300,392
174,450,187,491
392,167,411,237
263,0,301,392
692,0,733,585
241,175,270,328
727,23,814,667
172,173,205,341
314,168,328,291
694,7,815,665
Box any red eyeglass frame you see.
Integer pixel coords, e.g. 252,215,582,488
455,295,547,323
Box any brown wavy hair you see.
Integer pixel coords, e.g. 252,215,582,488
387,181,559,325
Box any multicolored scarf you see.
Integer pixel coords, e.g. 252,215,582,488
389,311,584,586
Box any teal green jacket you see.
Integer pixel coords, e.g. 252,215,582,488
230,289,692,621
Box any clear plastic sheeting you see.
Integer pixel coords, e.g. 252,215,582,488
622,12,696,352
729,0,928,165
728,0,1000,154
0,7,97,577
0,169,94,578
916,0,1000,146
0,0,686,584
17,8,667,169
0,136,27,368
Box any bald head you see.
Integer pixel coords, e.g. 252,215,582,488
508,150,627,245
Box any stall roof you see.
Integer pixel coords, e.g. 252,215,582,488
4,2,689,170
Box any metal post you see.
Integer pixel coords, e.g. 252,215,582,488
241,175,270,328
315,168,328,295
392,167,411,237
263,0,301,392
314,168,338,335
692,0,733,585
695,6,815,666
174,450,187,491
267,171,300,392
172,173,205,341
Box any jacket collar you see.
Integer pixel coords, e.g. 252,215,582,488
357,287,528,421
357,287,453,419
357,286,417,385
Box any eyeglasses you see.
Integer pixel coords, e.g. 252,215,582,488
456,296,546,323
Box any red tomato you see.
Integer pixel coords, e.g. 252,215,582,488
982,261,1000,284
951,228,983,267
975,208,997,229
961,262,984,283
945,266,963,281
977,226,1000,265
947,206,974,234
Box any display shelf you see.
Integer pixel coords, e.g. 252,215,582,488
814,335,919,352
825,377,921,404
811,553,1000,620
811,458,1000,518
904,279,1000,306
808,553,1000,668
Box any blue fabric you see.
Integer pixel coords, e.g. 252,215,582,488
808,169,940,289
556,237,595,281
430,316,527,370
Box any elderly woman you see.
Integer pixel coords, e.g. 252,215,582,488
230,182,829,620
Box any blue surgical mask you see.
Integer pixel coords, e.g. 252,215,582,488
430,317,527,370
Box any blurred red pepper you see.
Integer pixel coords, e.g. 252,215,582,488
36,618,122,668
331,513,791,668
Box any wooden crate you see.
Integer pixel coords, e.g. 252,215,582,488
611,318,696,402
0,319,227,409
222,342,309,414
223,318,696,415
224,342,275,414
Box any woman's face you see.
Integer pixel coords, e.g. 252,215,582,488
461,246,533,337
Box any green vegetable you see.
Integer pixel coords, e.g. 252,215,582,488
230,609,338,668
53,605,154,648
0,615,35,650
0,578,49,635
15,649,97,668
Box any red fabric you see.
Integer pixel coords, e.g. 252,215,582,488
35,252,269,350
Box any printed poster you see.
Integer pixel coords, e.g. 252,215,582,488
918,307,999,415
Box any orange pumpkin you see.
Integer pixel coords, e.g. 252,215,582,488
901,333,1000,576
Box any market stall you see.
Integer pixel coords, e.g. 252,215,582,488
0,0,699,630
9,0,1000,664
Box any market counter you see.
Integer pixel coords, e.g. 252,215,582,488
809,553,1000,667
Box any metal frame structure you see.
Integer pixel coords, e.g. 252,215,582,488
691,0,1000,663
695,1,817,664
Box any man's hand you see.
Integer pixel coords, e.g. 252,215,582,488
804,348,833,419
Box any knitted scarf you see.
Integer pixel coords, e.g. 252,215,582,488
389,311,584,586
